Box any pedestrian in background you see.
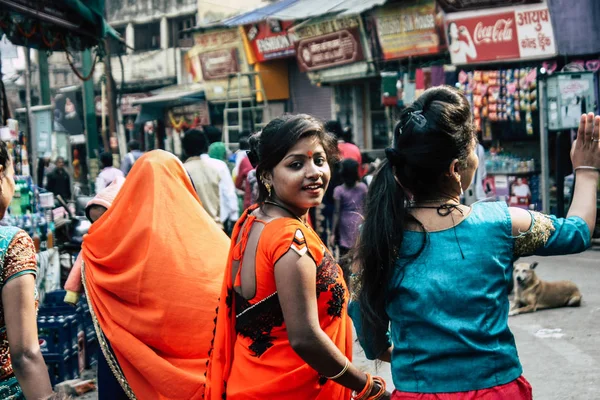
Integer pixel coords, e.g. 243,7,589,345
120,140,142,176
352,87,599,399
206,114,390,400
183,129,239,231
81,150,230,399
331,158,368,284
0,140,53,399
95,152,124,194
46,156,71,202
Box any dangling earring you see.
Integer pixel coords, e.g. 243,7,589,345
457,176,464,196
264,181,272,198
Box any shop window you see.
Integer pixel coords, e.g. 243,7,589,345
169,14,196,48
135,22,161,51
108,26,127,55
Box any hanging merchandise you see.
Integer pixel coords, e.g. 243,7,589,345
456,66,538,137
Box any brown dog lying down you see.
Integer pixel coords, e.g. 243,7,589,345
509,261,582,316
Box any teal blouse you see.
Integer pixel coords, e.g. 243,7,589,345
350,202,591,393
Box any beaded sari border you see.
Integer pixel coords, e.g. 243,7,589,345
81,261,136,399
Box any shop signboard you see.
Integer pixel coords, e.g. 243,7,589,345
295,27,364,72
94,93,151,116
373,0,445,60
438,0,541,13
446,4,556,65
245,20,297,62
198,49,240,80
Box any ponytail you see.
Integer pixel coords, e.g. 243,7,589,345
355,159,407,350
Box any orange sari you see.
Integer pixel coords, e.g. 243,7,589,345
205,205,353,400
82,150,230,399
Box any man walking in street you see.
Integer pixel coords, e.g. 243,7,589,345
46,156,72,202
95,152,124,193
120,140,143,176
183,129,239,231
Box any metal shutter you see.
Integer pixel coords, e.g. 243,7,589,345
288,62,332,121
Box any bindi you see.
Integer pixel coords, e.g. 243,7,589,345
307,151,314,158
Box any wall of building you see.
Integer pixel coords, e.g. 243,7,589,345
106,0,198,25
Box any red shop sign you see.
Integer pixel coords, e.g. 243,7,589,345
198,48,240,80
446,5,556,65
245,20,297,62
295,27,364,72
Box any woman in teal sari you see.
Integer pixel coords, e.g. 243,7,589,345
0,140,53,399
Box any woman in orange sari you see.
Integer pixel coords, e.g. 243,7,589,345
81,150,230,399
206,114,391,400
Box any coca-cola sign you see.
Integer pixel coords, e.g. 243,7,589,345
446,4,555,65
295,27,364,72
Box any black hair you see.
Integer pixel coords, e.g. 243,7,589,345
324,120,344,140
248,114,338,203
355,86,474,352
182,129,209,157
341,158,359,187
100,152,113,169
128,140,141,151
0,141,10,173
342,126,354,144
55,156,66,164
203,125,223,144
447,21,458,45
239,136,250,151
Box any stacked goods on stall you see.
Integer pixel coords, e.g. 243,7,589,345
456,67,538,140
37,290,97,387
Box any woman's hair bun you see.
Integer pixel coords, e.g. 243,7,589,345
247,131,262,168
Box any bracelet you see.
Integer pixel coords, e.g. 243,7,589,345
325,357,350,380
574,166,600,173
368,376,387,399
353,373,373,400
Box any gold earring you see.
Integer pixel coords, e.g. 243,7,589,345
264,182,272,197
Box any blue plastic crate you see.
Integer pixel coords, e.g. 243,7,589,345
37,315,71,356
43,352,72,387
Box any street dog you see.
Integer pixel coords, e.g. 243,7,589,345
509,261,582,316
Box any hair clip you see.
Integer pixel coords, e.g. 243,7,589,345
408,110,427,128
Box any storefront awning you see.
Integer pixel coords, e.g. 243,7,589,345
218,0,388,26
0,0,118,51
132,86,206,123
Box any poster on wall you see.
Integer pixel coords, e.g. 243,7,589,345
53,91,84,136
295,27,364,72
373,0,445,60
445,4,556,65
546,72,597,130
245,20,297,62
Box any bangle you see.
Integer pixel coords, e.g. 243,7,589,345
368,376,387,399
325,357,350,380
574,166,600,173
353,373,373,400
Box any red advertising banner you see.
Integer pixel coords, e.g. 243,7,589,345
295,27,364,72
198,49,240,80
446,4,555,65
245,20,297,62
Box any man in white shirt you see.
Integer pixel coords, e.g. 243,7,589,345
95,152,124,193
182,129,239,230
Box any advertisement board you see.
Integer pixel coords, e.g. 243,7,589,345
295,27,364,72
373,0,445,60
245,20,297,62
446,4,556,65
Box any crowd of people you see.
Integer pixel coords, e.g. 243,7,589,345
0,86,598,399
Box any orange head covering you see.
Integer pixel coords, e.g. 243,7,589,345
82,150,230,399
64,176,126,303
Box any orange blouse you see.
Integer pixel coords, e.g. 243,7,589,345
206,206,353,400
